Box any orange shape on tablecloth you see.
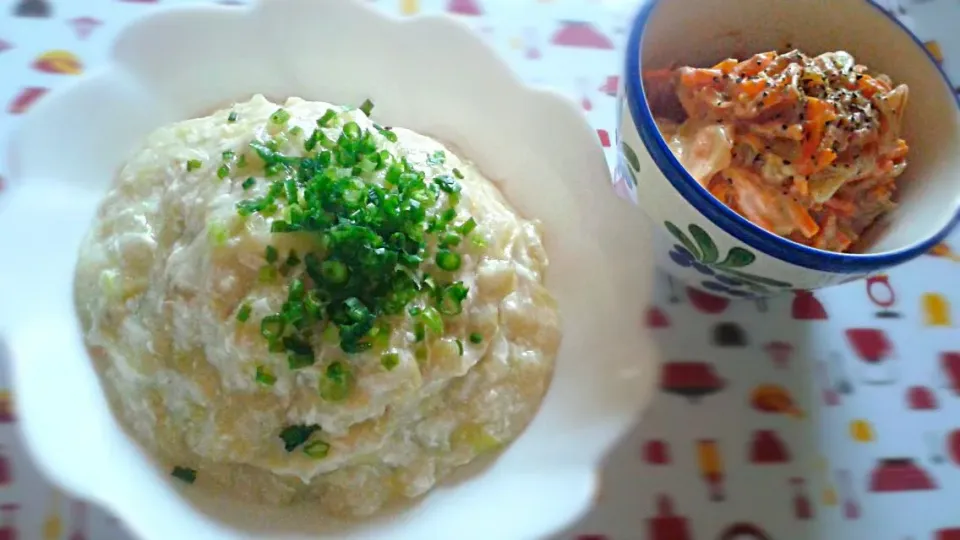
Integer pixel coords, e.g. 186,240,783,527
922,293,952,327
400,0,419,15
42,490,62,540
750,384,804,418
792,290,827,320
929,242,960,261
646,494,692,540
0,390,14,424
849,419,875,443
33,50,83,75
696,439,725,501
68,17,102,40
925,40,944,64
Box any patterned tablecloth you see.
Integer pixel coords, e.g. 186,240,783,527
1,0,959,539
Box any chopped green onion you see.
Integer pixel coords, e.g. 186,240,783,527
255,365,276,385
342,122,361,140
420,306,444,335
453,168,464,179
260,314,285,340
259,265,278,283
242,177,256,190
171,466,196,484
265,245,279,263
469,332,483,344
289,125,304,138
381,352,400,371
435,250,462,272
186,159,202,172
270,108,291,125
303,440,330,459
437,282,469,315
433,175,461,194
217,165,230,179
236,303,252,322
456,339,464,356
228,111,238,122
285,250,301,267
288,278,305,301
320,260,348,284
378,126,398,143
459,217,478,235
428,150,446,165
414,321,426,342
279,424,319,452
359,99,375,117
319,361,351,401
317,109,338,127
287,352,315,370
237,154,248,168
441,232,461,246
222,150,235,161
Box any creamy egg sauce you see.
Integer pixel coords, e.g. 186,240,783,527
74,95,560,516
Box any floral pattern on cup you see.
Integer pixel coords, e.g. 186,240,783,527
665,221,793,297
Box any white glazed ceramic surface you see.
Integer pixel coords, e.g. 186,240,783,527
0,1,660,539
616,0,960,298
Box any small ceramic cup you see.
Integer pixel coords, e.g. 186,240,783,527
616,0,960,298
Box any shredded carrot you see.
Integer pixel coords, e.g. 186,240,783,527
788,201,820,238
887,139,909,161
680,68,723,87
825,198,857,215
856,74,891,98
712,58,738,74
738,79,767,98
797,98,837,174
734,51,776,77
793,177,809,197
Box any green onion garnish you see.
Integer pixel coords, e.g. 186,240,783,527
265,245,279,263
255,365,276,385
289,125,304,138
237,303,252,322
381,352,400,371
171,466,196,484
186,159,202,172
228,111,238,122
303,440,330,459
428,150,446,165
320,260,348,284
459,217,477,235
469,332,483,344
242,177,256,190
435,250,462,272
433,175,461,194
319,361,351,401
222,150,235,161
359,99,375,117
342,122,361,140
258,265,278,283
317,109,338,127
270,108,291,125
260,314,285,340
217,165,230,179
453,168,464,179
279,424,319,452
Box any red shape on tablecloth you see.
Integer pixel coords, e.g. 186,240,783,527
576,535,608,540
0,504,19,540
907,386,938,410
846,328,892,364
68,17,102,40
660,361,725,401
941,352,960,394
0,447,11,487
717,523,773,540
764,341,793,369
749,430,790,464
647,495,691,540
687,287,730,314
69,500,87,540
599,76,619,97
792,290,827,320
447,0,482,16
791,477,813,520
7,87,48,115
597,128,611,147
645,306,670,328
936,528,960,540
948,430,960,465
868,458,937,492
643,439,670,465
551,21,614,49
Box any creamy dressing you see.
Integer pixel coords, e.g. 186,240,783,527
74,95,560,516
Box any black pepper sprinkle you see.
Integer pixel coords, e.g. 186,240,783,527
784,160,792,165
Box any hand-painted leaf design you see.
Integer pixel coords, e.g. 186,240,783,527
621,141,641,172
716,246,756,269
625,164,638,187
664,221,700,260
719,268,792,288
688,224,718,264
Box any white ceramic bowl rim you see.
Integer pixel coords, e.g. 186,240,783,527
624,0,960,274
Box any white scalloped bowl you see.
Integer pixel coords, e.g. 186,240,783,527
0,1,660,539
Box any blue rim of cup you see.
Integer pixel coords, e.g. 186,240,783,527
623,0,960,274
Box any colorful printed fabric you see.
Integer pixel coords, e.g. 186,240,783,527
0,0,958,539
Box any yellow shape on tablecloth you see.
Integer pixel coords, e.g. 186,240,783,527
509,36,523,50
922,293,951,327
0,390,12,422
929,242,960,261
849,419,875,443
399,0,419,15
924,40,944,64
816,455,838,506
42,489,63,540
